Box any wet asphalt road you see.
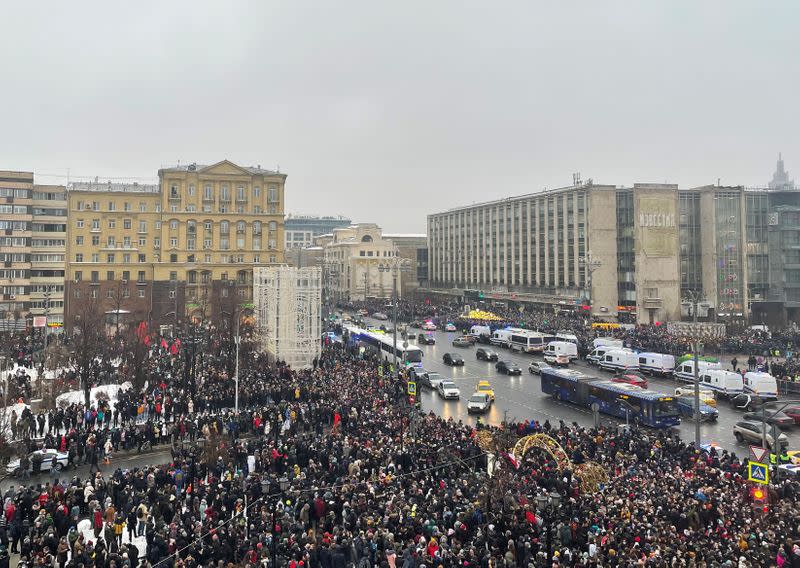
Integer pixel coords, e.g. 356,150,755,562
366,320,800,454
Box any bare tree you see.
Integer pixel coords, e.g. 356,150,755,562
72,292,107,406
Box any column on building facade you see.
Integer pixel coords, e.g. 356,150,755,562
543,198,550,287
573,194,580,289
563,194,570,287
509,202,515,286
526,200,532,286
482,207,488,285
534,199,541,286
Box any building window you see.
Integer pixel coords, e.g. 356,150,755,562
107,253,115,263
254,186,260,198
268,221,277,231
138,237,146,246
91,219,100,231
268,239,276,249
154,237,160,248
237,237,245,249
138,289,145,298
122,270,130,281
91,253,99,263
170,220,178,230
268,186,278,203
122,288,130,298
204,184,213,200
107,236,116,247
188,185,195,196
108,201,116,211
186,204,196,212
204,238,212,249
123,236,131,247
155,220,161,229
168,290,176,299
76,219,84,228
75,253,83,262
108,219,116,229
254,206,261,214
106,289,114,299
170,254,178,263
203,204,212,213
269,255,276,263
237,221,246,233
170,237,178,248
187,239,196,250
221,185,230,201
92,201,100,211
91,271,99,282
90,289,98,299
91,235,99,246
123,253,131,263
170,184,179,198
220,238,229,250
77,201,84,211
139,202,146,212
220,221,230,234
137,270,145,282
124,202,131,212
204,255,212,263
138,220,147,232
253,237,261,249
138,254,146,263
253,221,261,235
76,236,84,245
74,271,82,282
237,185,246,201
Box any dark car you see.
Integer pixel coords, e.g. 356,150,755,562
743,410,796,428
443,353,465,366
496,360,522,375
476,348,499,361
417,334,436,345
452,337,472,348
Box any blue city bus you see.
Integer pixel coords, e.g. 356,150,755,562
344,325,424,368
541,368,680,428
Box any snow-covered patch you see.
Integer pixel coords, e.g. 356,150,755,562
8,364,72,382
56,382,133,409
78,517,148,555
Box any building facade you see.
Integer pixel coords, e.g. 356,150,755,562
0,171,66,330
65,160,286,331
428,179,800,325
383,234,428,297
284,215,351,249
322,224,402,302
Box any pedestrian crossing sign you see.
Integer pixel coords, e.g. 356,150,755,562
407,381,417,395
748,461,769,485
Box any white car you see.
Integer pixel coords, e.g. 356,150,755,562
7,449,69,476
445,323,457,332
529,361,551,375
467,393,492,413
373,312,389,321
422,322,437,331
437,380,461,400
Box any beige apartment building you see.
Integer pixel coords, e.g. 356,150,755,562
65,160,286,330
0,171,67,330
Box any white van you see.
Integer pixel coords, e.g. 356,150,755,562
490,329,514,347
543,341,579,365
637,353,676,376
593,338,623,350
701,369,744,398
469,325,492,338
587,346,631,366
674,360,722,383
743,371,778,401
555,333,579,345
598,350,639,373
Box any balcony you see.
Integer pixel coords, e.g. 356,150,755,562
642,297,662,309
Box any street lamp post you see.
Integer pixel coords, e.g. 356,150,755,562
535,491,562,562
378,257,411,380
579,251,602,318
685,289,704,447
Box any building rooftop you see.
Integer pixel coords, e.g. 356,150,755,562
160,163,283,176
68,181,160,193
384,233,428,239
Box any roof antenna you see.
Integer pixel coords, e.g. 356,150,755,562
277,164,280,173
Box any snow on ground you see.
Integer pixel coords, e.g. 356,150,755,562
78,518,148,556
56,382,133,408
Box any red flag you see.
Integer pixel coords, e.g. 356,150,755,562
170,342,178,355
161,338,168,350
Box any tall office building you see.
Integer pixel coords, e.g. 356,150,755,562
65,160,286,331
284,215,351,249
428,180,800,325
0,171,66,330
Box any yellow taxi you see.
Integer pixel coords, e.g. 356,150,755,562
787,450,800,465
476,380,495,401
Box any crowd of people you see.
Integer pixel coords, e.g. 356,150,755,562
0,323,798,566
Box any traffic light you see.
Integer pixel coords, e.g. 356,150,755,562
478,292,484,299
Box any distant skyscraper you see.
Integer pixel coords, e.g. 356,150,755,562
769,153,795,190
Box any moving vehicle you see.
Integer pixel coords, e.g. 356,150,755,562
443,352,465,366
475,380,495,400
730,393,767,412
469,325,492,338
743,410,795,428
7,449,69,476
543,341,578,365
373,312,389,321
540,368,681,429
637,353,676,376
445,323,457,332
422,371,445,390
417,334,436,345
598,350,639,373
407,367,428,382
674,387,717,407
345,325,424,368
437,380,461,400
467,392,492,413
405,331,417,340
743,372,778,401
673,360,722,382
475,348,499,361
452,336,473,348
496,360,522,375
676,398,719,422
529,361,551,375
699,370,744,399
612,373,648,389
733,421,789,450
422,321,437,331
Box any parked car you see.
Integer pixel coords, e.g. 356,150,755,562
528,361,551,375
733,421,789,450
496,360,522,375
437,380,461,400
676,398,719,422
612,373,648,389
467,393,492,413
476,348,499,361
675,387,717,407
475,380,495,400
417,334,436,345
373,312,389,321
544,353,570,366
783,405,800,425
7,449,69,476
443,352,465,366
445,323,457,332
743,410,796,428
452,336,472,348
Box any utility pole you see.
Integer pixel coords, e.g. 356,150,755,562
363,266,369,301
690,292,701,448
234,316,241,414
579,251,602,318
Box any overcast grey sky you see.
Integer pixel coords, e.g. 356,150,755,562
1,1,797,232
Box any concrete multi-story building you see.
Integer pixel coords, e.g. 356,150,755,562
0,171,66,330
428,172,800,325
321,223,402,302
384,234,428,297
284,215,351,249
65,160,286,331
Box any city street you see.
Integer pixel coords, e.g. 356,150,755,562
365,320,800,453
